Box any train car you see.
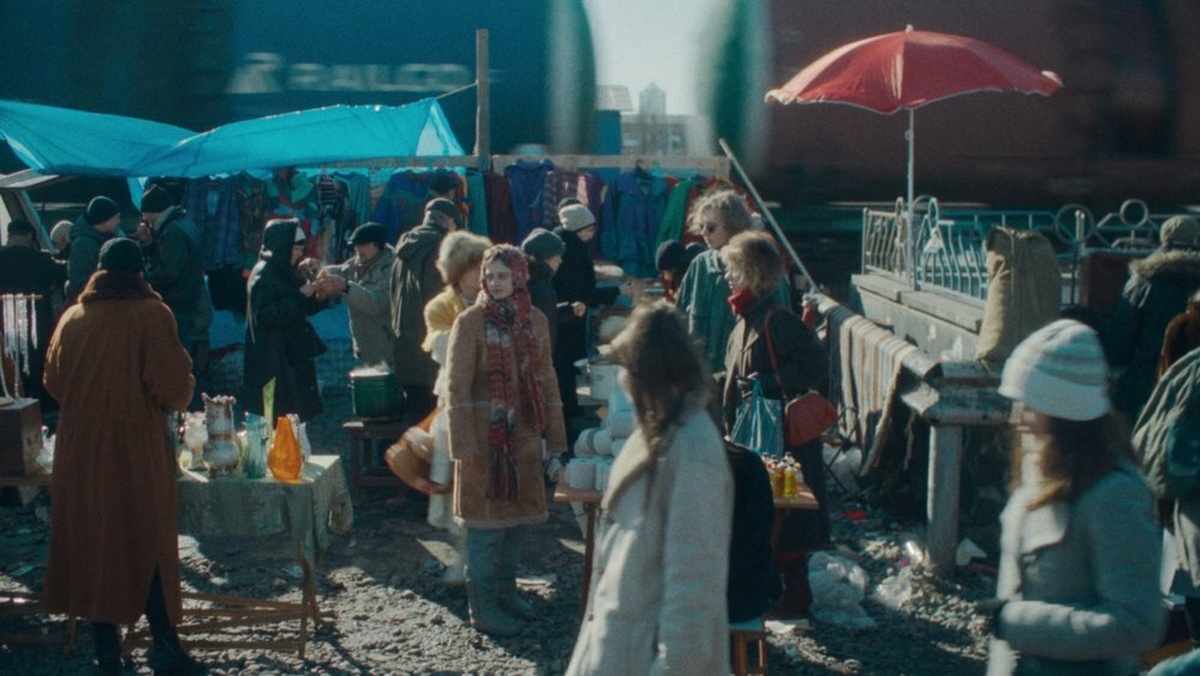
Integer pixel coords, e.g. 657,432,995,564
705,0,1200,209
0,0,597,157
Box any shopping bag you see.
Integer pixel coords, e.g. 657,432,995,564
730,379,784,457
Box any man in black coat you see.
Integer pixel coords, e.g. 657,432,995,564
551,202,626,416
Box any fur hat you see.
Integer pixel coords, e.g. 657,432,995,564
1160,215,1200,246
436,231,491,285
348,222,387,247
521,228,564,259
141,184,173,214
84,196,120,226
425,197,463,228
559,203,596,232
999,318,1111,421
98,238,144,276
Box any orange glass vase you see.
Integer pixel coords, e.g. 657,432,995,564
268,416,302,482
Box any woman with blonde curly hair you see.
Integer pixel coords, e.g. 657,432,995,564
720,230,828,618
675,189,790,374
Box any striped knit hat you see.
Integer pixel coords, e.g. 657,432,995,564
998,319,1111,421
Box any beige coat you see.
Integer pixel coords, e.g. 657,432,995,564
42,277,194,625
567,402,733,675
445,305,566,528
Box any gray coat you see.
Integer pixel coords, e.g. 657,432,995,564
989,457,1166,675
328,246,395,367
566,399,733,676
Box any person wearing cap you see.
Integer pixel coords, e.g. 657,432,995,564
985,319,1165,674
654,239,706,304
320,222,394,368
552,202,629,417
66,195,122,304
0,218,66,408
1104,214,1200,423
389,197,462,421
136,184,208,361
43,238,201,675
522,227,583,428
243,219,327,422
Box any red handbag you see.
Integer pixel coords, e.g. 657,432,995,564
763,309,837,446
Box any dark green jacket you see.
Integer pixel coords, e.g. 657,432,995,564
65,219,117,304
143,205,205,319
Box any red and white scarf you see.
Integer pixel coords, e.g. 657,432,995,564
478,246,547,500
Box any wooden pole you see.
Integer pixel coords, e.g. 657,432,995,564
926,424,963,576
473,29,490,160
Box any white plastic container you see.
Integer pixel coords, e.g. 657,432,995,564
589,362,620,401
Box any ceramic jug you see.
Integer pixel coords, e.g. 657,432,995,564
202,393,240,476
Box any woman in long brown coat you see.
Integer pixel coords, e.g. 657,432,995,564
43,238,199,675
446,244,567,636
721,231,829,618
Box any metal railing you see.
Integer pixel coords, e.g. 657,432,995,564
861,197,1177,303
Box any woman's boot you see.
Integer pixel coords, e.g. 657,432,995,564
144,569,205,675
465,528,521,636
495,527,537,621
92,622,123,675
766,552,812,619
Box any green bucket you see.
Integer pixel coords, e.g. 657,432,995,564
349,370,402,419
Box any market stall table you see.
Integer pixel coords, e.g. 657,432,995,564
342,419,408,502
126,455,353,658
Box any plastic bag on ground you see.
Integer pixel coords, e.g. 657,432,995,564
873,567,913,609
808,551,876,630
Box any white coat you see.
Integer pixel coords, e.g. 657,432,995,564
566,402,734,675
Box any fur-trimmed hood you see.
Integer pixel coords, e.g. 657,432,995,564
1129,248,1200,281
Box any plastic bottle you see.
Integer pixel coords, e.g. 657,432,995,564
268,416,302,481
784,464,798,499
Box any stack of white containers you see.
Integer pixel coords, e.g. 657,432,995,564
566,384,635,493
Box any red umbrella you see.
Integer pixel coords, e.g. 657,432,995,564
766,26,1062,215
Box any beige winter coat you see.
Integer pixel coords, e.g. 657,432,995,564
566,400,733,675
445,305,566,528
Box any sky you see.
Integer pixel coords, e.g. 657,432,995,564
584,0,722,115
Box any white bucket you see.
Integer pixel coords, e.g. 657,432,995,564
589,363,620,401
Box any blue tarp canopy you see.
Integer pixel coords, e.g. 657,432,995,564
0,99,464,179
0,100,193,176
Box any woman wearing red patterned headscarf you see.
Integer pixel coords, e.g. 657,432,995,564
445,244,568,636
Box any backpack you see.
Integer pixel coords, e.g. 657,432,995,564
1133,347,1200,500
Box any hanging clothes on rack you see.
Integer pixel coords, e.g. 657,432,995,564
183,177,242,271
541,168,605,229
464,169,489,236
265,168,320,258
600,163,670,278
485,172,515,244
370,170,428,245
504,159,555,244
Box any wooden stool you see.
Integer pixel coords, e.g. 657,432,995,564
342,419,409,502
730,617,768,676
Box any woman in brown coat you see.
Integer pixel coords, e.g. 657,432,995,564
721,231,829,618
43,238,199,675
446,244,567,636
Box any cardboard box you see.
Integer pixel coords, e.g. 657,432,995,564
0,398,42,477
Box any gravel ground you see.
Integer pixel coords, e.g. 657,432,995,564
0,380,996,674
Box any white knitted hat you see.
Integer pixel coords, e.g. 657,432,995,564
998,319,1111,421
559,203,596,232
